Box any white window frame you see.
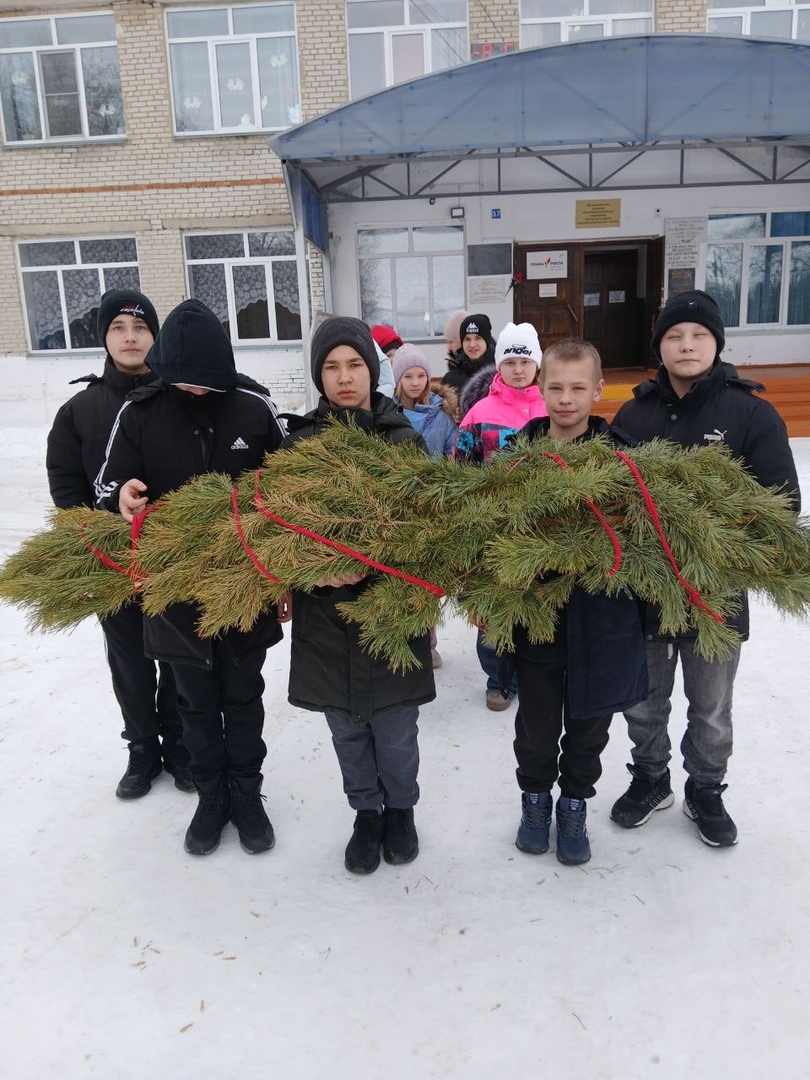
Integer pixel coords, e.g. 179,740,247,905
184,229,303,343
347,0,468,100
707,2,810,40
357,224,466,340
705,210,810,329
519,0,652,47
0,11,124,145
165,3,301,136
17,236,140,352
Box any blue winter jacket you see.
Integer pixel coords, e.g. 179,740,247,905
394,390,458,458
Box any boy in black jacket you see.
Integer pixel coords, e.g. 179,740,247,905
46,289,190,799
610,290,800,847
512,339,648,866
283,317,435,875
95,299,288,857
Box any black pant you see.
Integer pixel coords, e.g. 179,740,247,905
101,603,181,747
513,644,612,800
171,644,267,784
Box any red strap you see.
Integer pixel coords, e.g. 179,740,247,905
79,516,130,575
542,451,622,576
231,487,282,583
614,450,723,623
80,506,160,585
251,471,446,598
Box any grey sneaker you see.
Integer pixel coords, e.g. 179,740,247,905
610,765,674,828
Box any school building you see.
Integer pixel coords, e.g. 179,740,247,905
1,1,809,423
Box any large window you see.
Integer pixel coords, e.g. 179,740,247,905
358,225,465,339
705,212,810,328
708,2,810,40
347,0,468,99
185,231,302,342
0,13,124,144
519,0,651,46
18,238,139,351
167,4,300,134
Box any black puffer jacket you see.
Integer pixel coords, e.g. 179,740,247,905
46,359,158,509
615,360,800,641
512,416,648,717
283,394,435,721
441,340,496,396
95,300,287,668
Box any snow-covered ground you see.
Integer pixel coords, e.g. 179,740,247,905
1,429,808,1080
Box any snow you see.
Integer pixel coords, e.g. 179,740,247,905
1,429,809,1080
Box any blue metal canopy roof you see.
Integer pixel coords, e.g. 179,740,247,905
269,35,810,166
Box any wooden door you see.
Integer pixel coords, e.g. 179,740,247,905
513,243,583,350
582,250,638,368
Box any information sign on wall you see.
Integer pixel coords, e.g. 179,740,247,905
575,199,621,228
526,250,568,279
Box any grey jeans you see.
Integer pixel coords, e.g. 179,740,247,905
624,638,741,787
324,702,420,811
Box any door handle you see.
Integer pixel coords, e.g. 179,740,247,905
566,302,579,324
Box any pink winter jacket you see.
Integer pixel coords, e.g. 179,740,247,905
454,372,547,464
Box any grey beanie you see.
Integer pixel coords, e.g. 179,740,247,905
310,317,380,393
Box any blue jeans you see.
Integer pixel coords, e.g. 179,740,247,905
477,630,518,697
624,639,741,787
324,702,420,811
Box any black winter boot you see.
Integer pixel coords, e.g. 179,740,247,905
382,806,419,865
345,809,386,874
229,775,275,854
116,739,162,800
184,777,231,855
161,735,195,794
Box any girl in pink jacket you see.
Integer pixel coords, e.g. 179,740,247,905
454,322,546,464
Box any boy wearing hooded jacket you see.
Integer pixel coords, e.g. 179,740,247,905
46,289,190,799
282,317,435,875
95,299,288,857
610,290,800,847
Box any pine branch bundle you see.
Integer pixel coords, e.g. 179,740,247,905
1,424,807,670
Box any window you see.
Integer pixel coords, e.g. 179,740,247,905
705,211,810,328
347,0,468,99
358,225,465,338
166,4,300,134
519,0,651,46
0,13,124,144
18,238,139,350
184,231,302,341
708,2,810,40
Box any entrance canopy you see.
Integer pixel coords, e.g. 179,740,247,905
269,35,810,206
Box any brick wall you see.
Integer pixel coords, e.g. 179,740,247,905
469,0,519,45
656,0,707,33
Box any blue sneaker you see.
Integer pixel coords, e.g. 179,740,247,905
556,796,591,865
515,791,552,854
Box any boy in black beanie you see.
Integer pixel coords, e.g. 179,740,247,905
46,288,191,800
610,289,799,847
282,316,435,875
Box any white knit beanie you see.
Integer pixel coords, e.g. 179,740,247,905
494,322,542,368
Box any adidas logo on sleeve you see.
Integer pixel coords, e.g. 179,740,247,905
230,436,249,450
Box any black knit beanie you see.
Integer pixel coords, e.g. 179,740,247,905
97,288,160,346
459,313,493,343
651,290,725,358
310,317,380,394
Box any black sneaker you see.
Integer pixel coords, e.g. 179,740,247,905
610,765,674,828
515,791,552,854
345,810,386,874
683,779,738,847
383,807,419,865
115,740,162,800
161,737,195,794
555,796,591,866
229,776,275,855
184,779,231,855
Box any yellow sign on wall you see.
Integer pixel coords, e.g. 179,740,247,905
575,199,621,228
